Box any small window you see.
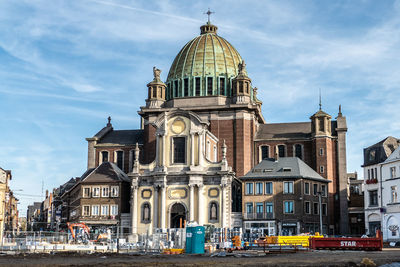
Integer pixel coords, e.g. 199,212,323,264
278,145,286,157
283,181,293,194
313,202,319,215
321,185,327,197
375,168,377,179
304,182,310,195
209,202,218,221
256,203,263,218
305,201,310,214
207,77,213,95
83,205,90,216
92,187,100,197
111,186,119,197
184,78,189,96
322,203,327,216
102,187,109,198
101,205,109,216
141,203,151,222
245,202,253,214
294,144,302,159
174,80,179,97
369,190,378,206
319,117,324,131
245,183,254,195
92,205,99,216
115,151,123,170
319,148,324,156
255,182,263,195
320,166,324,174
284,201,294,214
371,168,375,179
265,182,273,194
110,205,118,216
313,184,318,196
390,167,396,179
391,186,398,203
261,146,269,160
101,151,109,163
173,137,186,164
265,202,273,214
195,77,201,96
219,77,225,95
239,81,243,93
83,187,91,198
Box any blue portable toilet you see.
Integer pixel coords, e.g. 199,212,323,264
191,226,205,254
185,227,193,253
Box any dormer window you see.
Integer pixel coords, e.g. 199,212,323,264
283,168,291,172
369,150,376,161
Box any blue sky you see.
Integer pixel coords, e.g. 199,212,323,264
1,0,400,216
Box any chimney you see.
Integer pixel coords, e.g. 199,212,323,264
275,147,279,162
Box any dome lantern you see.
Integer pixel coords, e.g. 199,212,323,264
146,66,166,109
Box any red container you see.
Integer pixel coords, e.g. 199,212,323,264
309,231,383,251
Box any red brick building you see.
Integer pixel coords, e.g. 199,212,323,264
85,21,349,235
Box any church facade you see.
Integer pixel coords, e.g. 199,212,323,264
86,21,349,236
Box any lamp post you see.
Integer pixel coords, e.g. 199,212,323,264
317,191,323,235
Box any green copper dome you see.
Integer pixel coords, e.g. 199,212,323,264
166,23,244,99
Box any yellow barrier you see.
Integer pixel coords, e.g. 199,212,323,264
266,233,323,247
163,248,185,254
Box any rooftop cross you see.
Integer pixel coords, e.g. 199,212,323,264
204,8,214,24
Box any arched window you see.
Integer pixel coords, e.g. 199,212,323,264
141,202,151,223
294,144,303,160
277,145,286,157
209,201,219,222
115,150,124,170
260,145,269,161
101,151,109,163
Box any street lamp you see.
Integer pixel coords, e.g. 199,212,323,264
317,191,323,235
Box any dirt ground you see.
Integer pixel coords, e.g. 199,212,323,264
0,248,399,267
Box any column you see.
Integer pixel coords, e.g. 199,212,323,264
153,186,159,229
189,184,195,222
162,134,166,166
155,134,160,166
199,132,204,166
131,185,138,235
198,184,205,225
161,183,167,229
190,133,195,166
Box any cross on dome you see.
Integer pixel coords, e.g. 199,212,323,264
204,8,215,24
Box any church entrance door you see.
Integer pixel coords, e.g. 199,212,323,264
170,203,186,228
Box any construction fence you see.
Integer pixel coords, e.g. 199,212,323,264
0,227,242,253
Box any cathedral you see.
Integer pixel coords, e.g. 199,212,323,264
86,20,349,237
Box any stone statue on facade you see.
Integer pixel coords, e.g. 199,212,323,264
153,66,161,82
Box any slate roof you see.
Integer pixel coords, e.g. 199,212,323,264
362,136,400,167
97,129,144,145
255,122,312,140
81,161,130,183
241,157,329,183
